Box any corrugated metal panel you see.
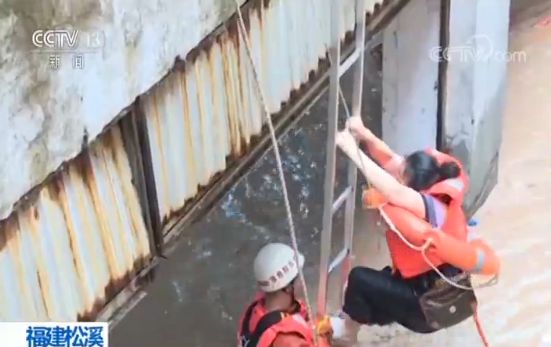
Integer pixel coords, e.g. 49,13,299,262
0,126,151,321
143,0,384,225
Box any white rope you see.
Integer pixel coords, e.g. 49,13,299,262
233,2,318,344
234,0,495,335
312,2,498,291
377,206,498,290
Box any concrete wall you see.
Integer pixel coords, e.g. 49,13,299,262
0,0,245,220
381,0,441,155
381,0,510,214
444,0,511,213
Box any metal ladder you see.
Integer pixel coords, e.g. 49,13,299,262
317,0,367,316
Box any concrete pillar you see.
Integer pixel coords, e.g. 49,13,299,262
381,0,441,156
381,0,511,214
443,0,511,213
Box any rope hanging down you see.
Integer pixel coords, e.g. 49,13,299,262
233,2,317,344
334,44,493,346
322,10,492,346
235,0,491,344
316,17,498,291
376,207,498,291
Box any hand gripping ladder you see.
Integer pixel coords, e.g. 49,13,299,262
317,0,367,316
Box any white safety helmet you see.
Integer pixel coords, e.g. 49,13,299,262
253,243,305,293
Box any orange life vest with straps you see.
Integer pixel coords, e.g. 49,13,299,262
384,148,470,278
238,294,313,347
363,149,497,346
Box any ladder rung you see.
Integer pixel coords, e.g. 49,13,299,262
328,248,349,274
332,186,352,214
338,49,361,77
367,31,383,50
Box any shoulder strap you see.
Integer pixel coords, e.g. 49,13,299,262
422,194,438,228
247,311,286,347
240,300,259,338
240,300,289,347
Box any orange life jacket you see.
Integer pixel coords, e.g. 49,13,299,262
238,294,313,347
385,148,470,278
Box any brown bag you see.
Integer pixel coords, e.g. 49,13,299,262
419,273,478,330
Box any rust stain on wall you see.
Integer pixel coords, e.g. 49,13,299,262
0,126,151,321
0,0,403,322
143,0,388,228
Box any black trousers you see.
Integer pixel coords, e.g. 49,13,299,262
342,265,461,334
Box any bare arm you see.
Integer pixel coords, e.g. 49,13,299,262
347,116,403,176
336,130,425,218
356,127,396,164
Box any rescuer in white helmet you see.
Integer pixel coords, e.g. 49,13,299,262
237,243,332,347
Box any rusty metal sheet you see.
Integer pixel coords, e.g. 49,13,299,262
144,0,386,226
0,126,151,321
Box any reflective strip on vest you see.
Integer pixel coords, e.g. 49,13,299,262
291,314,309,327
444,178,464,192
467,228,480,242
472,248,486,273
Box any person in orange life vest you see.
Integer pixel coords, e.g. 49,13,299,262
238,243,333,347
329,116,471,342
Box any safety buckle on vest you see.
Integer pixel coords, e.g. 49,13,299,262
240,335,250,347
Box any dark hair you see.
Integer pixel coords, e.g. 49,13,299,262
403,151,460,191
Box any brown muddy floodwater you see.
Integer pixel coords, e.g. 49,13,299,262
111,2,551,346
